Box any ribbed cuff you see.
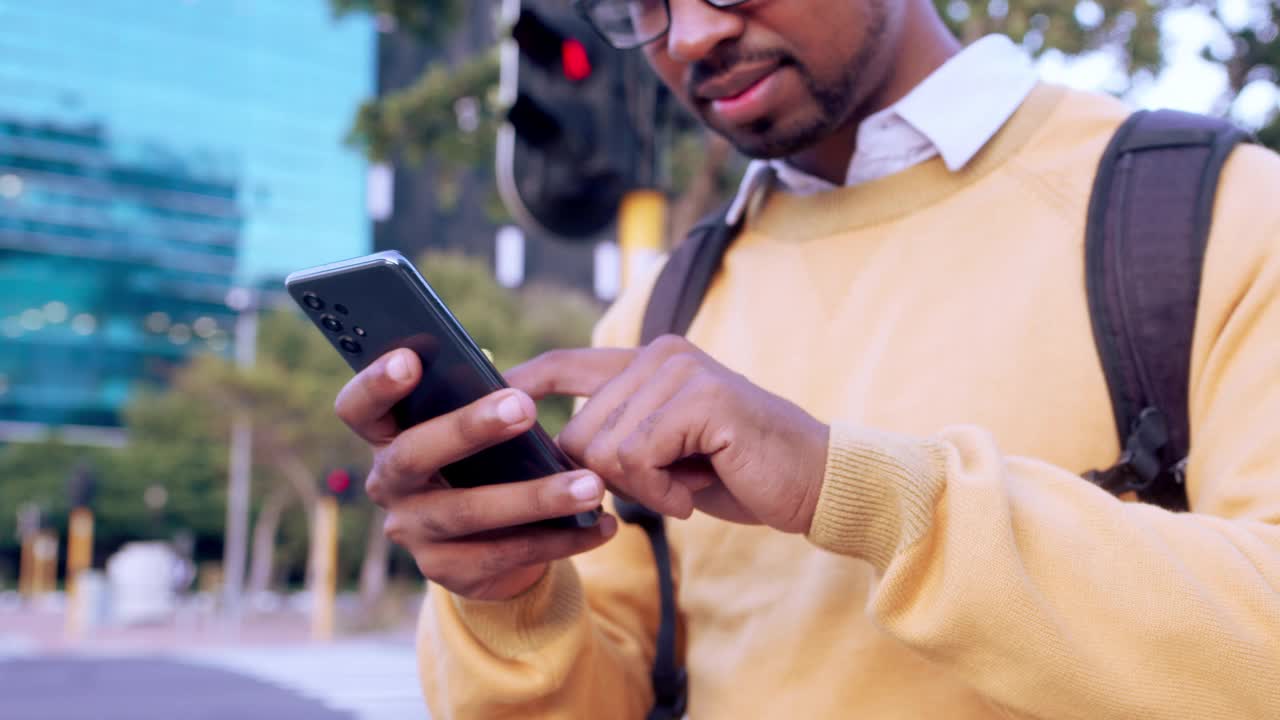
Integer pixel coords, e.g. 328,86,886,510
449,560,584,660
807,424,949,572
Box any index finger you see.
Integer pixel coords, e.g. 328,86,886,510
505,348,636,400
334,348,422,445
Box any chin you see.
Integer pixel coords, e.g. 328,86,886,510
722,115,831,161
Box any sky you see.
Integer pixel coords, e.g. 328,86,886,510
1039,0,1278,128
0,0,376,283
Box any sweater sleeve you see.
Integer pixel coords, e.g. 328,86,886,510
415,262,672,720
808,218,1280,718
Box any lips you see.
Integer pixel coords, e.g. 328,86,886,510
694,60,783,103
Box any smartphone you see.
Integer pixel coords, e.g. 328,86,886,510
285,250,599,529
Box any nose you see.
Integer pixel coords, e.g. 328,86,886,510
665,0,746,64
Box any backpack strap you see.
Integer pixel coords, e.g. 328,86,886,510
615,199,745,720
640,202,740,341
1084,109,1250,511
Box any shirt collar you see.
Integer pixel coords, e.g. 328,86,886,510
893,34,1037,172
725,35,1037,225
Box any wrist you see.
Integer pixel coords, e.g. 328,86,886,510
787,420,831,535
488,562,550,601
447,560,584,660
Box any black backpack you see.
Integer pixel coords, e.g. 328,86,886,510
614,109,1253,720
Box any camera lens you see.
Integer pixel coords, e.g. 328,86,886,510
321,315,343,333
338,336,362,354
303,292,324,311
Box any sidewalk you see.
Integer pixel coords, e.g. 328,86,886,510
0,596,429,719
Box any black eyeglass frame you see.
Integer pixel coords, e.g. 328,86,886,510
572,0,754,50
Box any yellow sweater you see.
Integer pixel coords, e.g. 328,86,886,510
417,85,1280,719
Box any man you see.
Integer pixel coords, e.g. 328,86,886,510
335,0,1280,717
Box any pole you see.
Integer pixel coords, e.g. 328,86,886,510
222,289,258,626
618,189,667,291
64,507,94,637
65,508,93,596
18,534,33,597
310,496,339,642
31,531,58,596
16,503,40,599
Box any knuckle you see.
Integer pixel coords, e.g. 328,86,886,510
422,555,456,586
558,421,589,462
476,543,518,578
381,437,430,487
445,494,478,536
690,368,723,401
333,387,359,429
530,480,558,517
601,402,628,432
454,402,500,450
508,535,542,567
416,507,451,540
382,512,409,547
648,334,688,356
616,433,646,469
582,438,616,476
660,352,701,379
364,465,389,507
537,349,567,367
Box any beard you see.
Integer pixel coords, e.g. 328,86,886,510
692,1,890,160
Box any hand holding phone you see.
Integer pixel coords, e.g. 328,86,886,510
334,347,618,601
288,252,614,600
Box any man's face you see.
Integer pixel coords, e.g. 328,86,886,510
642,0,900,159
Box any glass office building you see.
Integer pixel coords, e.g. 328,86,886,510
0,1,374,437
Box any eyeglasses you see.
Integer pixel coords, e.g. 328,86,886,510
573,0,753,50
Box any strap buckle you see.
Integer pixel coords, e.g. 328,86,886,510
1086,407,1170,495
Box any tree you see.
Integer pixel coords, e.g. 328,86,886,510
331,0,465,45
337,0,1280,245
415,251,602,433
333,0,503,221
172,310,374,596
0,396,227,579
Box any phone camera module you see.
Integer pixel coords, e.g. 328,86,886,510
353,326,366,337
338,336,362,354
320,315,343,333
334,303,349,315
303,292,324,311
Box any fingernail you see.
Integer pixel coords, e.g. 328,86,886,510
496,393,527,425
568,473,602,502
599,515,618,537
386,352,411,383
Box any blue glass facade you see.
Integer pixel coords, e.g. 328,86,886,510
0,1,374,431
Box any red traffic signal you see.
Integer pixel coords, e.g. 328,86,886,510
561,38,591,82
326,468,352,497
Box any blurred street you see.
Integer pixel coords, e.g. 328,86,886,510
0,602,428,720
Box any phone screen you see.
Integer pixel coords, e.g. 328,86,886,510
286,253,592,523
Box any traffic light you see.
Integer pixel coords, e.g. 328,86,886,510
68,463,98,509
324,467,358,504
496,0,649,240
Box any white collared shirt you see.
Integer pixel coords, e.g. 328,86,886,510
725,35,1039,224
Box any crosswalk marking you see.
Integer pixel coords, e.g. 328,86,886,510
179,641,429,720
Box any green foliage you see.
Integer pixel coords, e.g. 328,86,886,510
330,0,465,44
936,0,1162,72
341,0,1280,186
348,52,500,167
0,252,600,586
99,387,229,546
414,251,602,435
0,439,109,545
